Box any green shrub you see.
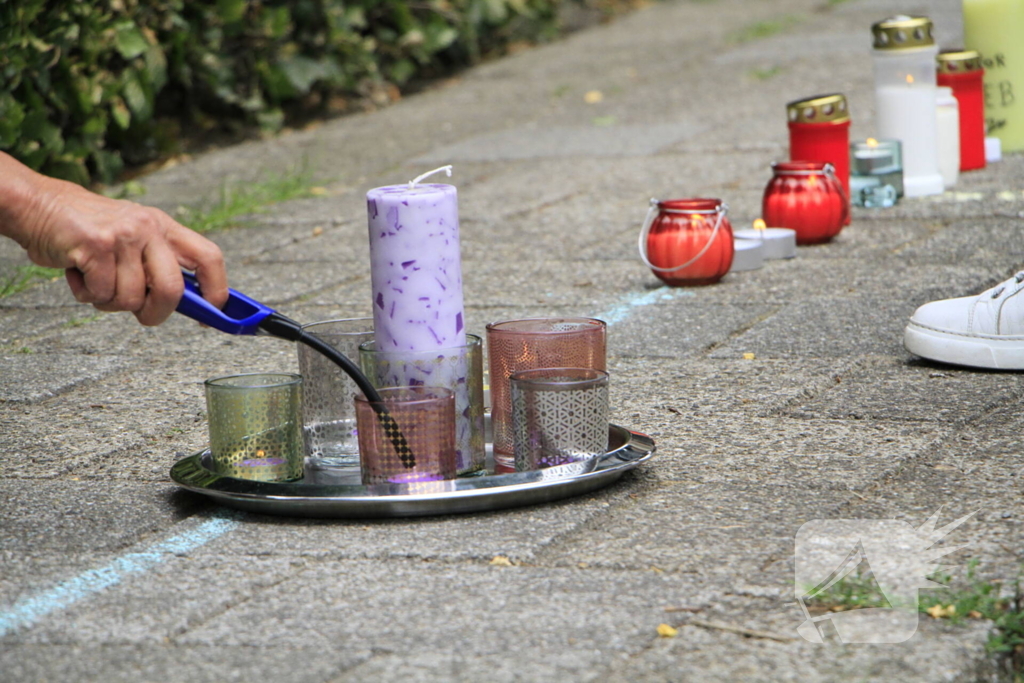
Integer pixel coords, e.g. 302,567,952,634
0,0,565,185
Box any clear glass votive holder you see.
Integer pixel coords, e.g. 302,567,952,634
510,367,609,474
354,386,457,485
205,373,304,482
486,318,607,470
297,318,375,470
359,334,485,476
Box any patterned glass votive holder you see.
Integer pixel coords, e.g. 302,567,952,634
487,318,607,471
205,373,304,482
510,367,609,474
359,334,485,476
297,318,375,470
354,386,457,485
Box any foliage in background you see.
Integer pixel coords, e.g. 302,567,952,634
0,0,571,185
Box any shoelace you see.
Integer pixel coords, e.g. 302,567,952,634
990,272,1024,299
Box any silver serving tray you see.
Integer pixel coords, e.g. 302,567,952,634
170,424,654,519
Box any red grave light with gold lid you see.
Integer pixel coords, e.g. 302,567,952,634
638,198,733,286
787,94,851,224
762,162,848,245
937,49,986,171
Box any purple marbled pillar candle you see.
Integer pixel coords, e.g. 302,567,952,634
366,183,466,352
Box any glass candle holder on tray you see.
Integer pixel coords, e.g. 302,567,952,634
205,373,305,482
487,318,607,472
297,318,375,470
510,367,609,476
359,334,485,476
355,386,457,485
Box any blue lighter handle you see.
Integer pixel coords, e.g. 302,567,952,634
176,271,274,335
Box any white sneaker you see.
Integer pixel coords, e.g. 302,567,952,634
904,272,1024,369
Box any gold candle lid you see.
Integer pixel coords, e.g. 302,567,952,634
937,49,983,74
786,94,850,124
871,16,935,50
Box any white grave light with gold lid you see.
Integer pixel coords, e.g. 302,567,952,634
733,219,797,260
871,15,944,197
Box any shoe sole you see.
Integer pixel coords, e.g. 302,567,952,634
904,321,1024,370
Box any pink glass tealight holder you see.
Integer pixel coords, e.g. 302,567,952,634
355,386,457,485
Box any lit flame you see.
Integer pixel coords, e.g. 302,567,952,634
867,137,879,148
256,449,265,457
753,218,767,231
906,74,914,85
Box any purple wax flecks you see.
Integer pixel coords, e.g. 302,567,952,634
376,292,385,310
366,182,465,352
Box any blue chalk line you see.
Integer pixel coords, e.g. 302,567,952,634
0,514,238,638
597,286,692,326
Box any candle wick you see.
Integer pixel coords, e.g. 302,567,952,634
409,165,454,188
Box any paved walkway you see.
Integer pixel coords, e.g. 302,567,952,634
3,0,1024,679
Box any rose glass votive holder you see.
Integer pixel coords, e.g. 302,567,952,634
358,334,485,476
297,318,375,470
354,386,457,485
510,367,609,475
486,318,607,471
205,373,305,482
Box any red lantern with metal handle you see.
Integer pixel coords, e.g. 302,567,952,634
638,198,733,286
937,49,986,171
788,93,851,225
762,162,848,245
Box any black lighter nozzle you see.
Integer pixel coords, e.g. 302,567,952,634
260,314,417,469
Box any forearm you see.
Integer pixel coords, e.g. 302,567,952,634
0,152,64,250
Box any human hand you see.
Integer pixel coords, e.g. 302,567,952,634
2,163,227,326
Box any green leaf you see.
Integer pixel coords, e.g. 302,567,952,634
217,0,247,24
256,108,284,132
277,55,334,94
81,113,107,141
91,149,124,184
44,157,89,186
121,71,151,121
0,94,25,147
114,21,148,60
145,44,168,92
21,111,63,153
110,98,131,129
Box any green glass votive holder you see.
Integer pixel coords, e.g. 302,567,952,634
205,373,305,482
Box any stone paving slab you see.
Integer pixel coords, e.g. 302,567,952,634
4,0,1024,679
0,645,367,683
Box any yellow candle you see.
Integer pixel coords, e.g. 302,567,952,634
963,0,1024,151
